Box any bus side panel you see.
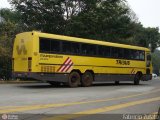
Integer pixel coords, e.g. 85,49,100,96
35,54,146,82
38,54,146,73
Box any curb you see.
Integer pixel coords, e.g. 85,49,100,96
0,81,41,84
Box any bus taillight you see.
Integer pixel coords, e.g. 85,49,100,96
28,57,32,72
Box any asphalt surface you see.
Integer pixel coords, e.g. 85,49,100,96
0,78,160,120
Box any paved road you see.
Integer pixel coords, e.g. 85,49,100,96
0,78,160,120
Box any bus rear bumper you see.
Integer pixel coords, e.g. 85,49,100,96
12,72,68,83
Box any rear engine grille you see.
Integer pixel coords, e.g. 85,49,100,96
41,66,55,73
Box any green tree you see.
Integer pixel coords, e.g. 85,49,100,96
10,0,135,42
65,0,136,43
152,49,160,75
0,8,25,79
132,23,160,52
10,0,66,33
0,8,21,23
0,21,14,79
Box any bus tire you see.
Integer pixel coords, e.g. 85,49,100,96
134,73,141,85
81,71,93,87
68,71,80,87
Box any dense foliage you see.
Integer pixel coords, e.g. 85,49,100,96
152,49,160,75
0,0,160,79
0,9,26,79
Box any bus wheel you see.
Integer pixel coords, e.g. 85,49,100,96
134,73,141,85
81,71,93,87
68,71,80,87
48,81,61,86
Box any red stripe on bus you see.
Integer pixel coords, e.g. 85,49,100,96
57,57,70,72
62,60,73,72
65,63,73,72
61,59,72,72
59,58,72,72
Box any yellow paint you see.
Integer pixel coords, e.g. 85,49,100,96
0,89,159,114
45,97,160,120
0,106,22,110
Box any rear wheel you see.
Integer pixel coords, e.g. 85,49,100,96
68,71,80,87
81,71,93,87
134,73,141,85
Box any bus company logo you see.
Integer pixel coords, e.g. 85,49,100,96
16,39,27,55
1,114,8,120
116,60,130,65
57,57,73,73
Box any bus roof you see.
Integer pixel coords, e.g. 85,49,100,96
17,31,150,52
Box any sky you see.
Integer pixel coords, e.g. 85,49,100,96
0,0,160,29
127,0,160,29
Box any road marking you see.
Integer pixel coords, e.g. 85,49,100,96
0,106,23,110
0,89,160,114
45,97,160,120
118,87,155,92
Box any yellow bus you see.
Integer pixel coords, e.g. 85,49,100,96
12,31,152,87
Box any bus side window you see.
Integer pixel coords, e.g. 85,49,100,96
98,45,111,57
139,51,145,60
81,44,88,55
130,50,134,59
130,50,139,60
111,47,119,58
135,51,140,60
40,38,51,53
90,44,97,56
51,40,60,53
62,41,72,53
72,42,80,54
124,49,130,59
82,44,96,56
117,48,124,58
98,46,106,57
104,46,111,57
